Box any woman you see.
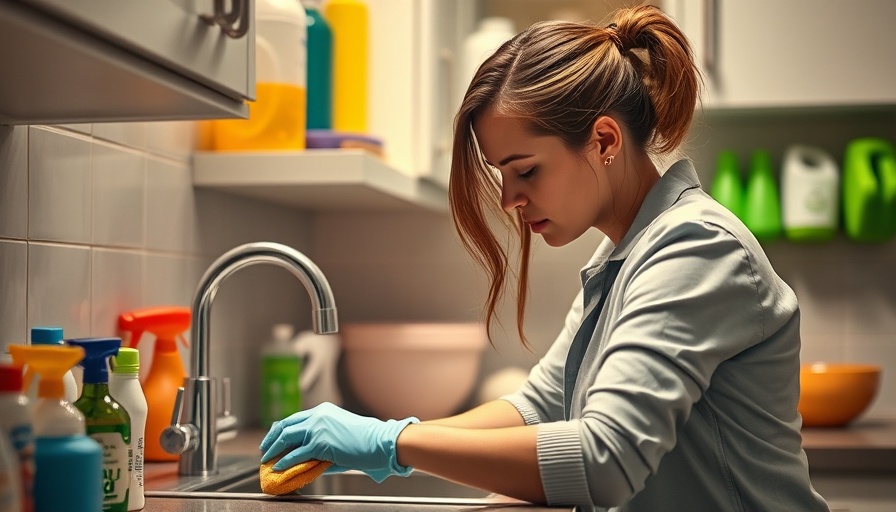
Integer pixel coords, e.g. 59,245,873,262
260,5,830,510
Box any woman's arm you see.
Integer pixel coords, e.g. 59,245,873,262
396,420,545,504
421,398,527,429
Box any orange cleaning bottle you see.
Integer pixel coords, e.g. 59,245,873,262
118,306,191,462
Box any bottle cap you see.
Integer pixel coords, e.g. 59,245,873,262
110,347,140,374
65,338,122,384
0,364,23,393
8,345,85,398
31,327,64,345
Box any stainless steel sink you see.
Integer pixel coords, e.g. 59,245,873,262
145,455,495,506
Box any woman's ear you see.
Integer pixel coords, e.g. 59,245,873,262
588,116,623,164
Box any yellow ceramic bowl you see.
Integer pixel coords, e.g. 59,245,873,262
798,363,881,427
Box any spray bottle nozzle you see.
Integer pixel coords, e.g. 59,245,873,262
118,306,191,352
8,345,85,398
65,338,122,384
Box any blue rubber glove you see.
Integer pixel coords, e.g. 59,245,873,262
259,402,420,483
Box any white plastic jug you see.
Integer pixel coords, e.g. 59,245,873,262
781,145,840,241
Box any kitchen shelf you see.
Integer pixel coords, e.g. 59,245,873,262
192,150,449,213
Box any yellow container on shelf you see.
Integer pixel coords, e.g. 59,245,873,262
324,0,368,133
214,0,308,151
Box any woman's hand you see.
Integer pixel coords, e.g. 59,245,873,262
259,402,420,482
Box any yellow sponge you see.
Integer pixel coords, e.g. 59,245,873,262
259,454,333,495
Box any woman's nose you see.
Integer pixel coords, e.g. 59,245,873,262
500,184,526,212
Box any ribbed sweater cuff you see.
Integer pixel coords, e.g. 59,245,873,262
537,421,592,506
499,395,542,425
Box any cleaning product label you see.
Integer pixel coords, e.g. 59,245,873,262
89,427,131,512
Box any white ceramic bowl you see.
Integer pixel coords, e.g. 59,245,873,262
341,322,487,420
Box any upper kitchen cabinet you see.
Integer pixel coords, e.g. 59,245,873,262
662,0,896,110
0,0,255,125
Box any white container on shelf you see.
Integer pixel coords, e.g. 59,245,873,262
781,145,840,241
459,17,516,99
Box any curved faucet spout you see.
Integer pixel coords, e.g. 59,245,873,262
167,242,338,476
191,242,338,378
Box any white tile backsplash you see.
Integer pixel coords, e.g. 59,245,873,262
90,248,144,337
93,122,146,150
0,126,28,239
92,143,146,248
144,252,206,309
28,127,92,243
145,157,199,254
145,121,195,162
27,242,92,339
0,240,28,352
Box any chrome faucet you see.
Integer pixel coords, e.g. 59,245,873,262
160,242,338,476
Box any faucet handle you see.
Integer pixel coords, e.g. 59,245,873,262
160,386,198,455
170,385,186,425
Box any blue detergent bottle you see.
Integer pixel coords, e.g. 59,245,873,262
8,344,103,512
303,0,333,130
67,338,132,512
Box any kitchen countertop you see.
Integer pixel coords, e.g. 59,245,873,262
143,418,896,511
801,417,896,472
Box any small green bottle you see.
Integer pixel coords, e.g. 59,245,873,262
68,338,131,512
710,150,745,220
743,150,783,241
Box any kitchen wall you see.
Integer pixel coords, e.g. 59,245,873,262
2,112,895,427
0,122,315,426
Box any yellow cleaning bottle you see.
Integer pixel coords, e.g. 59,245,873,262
324,0,369,133
118,306,191,462
214,0,308,150
9,345,103,512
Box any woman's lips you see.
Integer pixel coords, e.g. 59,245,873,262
527,219,549,233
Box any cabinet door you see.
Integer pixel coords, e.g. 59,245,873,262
664,0,896,108
21,0,253,101
415,0,477,187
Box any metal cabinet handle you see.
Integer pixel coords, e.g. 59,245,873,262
201,0,250,39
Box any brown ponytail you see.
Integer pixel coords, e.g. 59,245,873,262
449,3,699,347
610,5,700,153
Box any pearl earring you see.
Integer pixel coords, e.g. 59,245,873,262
604,155,615,166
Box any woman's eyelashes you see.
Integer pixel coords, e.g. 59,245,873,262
519,166,537,179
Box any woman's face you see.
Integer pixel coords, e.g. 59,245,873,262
473,107,610,247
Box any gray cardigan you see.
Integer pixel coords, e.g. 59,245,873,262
504,160,829,511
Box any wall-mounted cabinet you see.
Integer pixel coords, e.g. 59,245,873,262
0,0,255,125
662,0,896,110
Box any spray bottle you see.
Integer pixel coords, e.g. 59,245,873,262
0,363,30,512
66,338,131,512
117,306,190,462
8,345,103,512
24,327,79,404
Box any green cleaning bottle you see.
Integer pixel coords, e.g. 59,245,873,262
261,324,302,427
67,338,131,512
710,150,745,220
743,150,783,241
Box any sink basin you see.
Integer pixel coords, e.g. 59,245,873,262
145,455,495,506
